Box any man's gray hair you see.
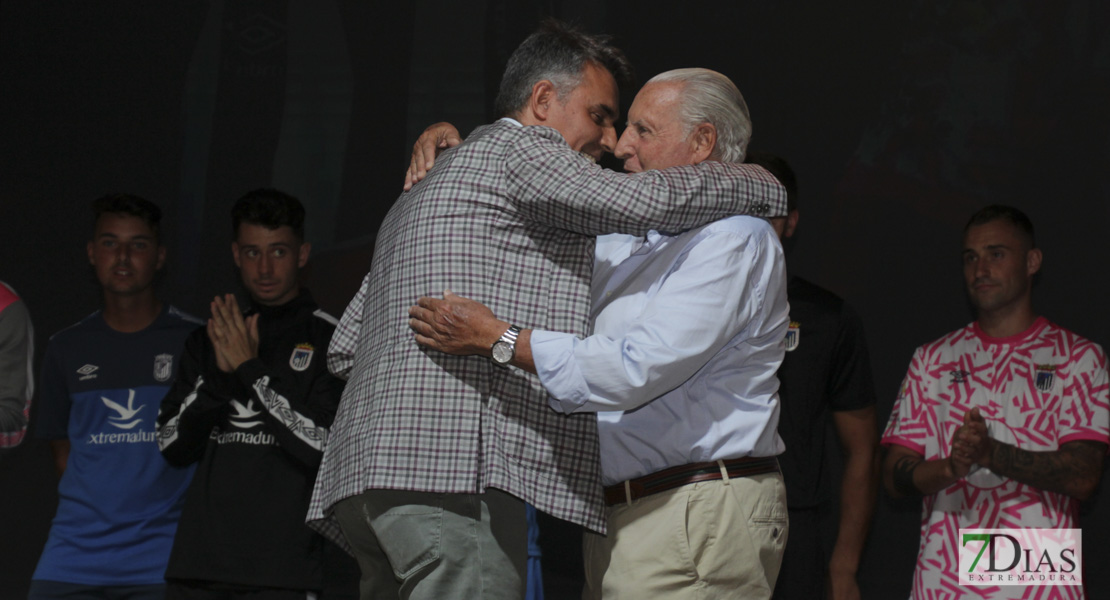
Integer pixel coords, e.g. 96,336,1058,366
494,20,633,118
647,68,752,163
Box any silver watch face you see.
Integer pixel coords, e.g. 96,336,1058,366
491,341,513,364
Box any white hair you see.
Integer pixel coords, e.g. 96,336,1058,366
646,68,752,162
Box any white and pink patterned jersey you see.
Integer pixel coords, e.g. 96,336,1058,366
883,317,1109,600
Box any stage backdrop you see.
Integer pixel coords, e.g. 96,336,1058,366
2,2,1108,598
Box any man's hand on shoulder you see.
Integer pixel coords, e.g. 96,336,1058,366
403,122,462,191
408,291,506,356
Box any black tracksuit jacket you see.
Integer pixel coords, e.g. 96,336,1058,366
156,290,344,591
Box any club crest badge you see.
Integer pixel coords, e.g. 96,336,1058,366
1034,364,1057,392
154,353,174,382
949,369,970,385
784,321,800,352
290,343,315,371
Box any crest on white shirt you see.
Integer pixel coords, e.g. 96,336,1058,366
1034,364,1057,392
784,321,800,352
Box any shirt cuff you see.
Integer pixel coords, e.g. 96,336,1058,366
880,434,925,456
530,330,590,413
235,357,269,392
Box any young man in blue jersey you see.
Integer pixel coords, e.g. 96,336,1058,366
156,189,349,600
32,194,200,600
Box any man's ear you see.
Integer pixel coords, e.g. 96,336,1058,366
527,80,558,122
1027,247,1043,276
783,209,800,239
156,245,166,270
298,242,312,268
231,241,241,269
87,241,95,266
691,123,717,163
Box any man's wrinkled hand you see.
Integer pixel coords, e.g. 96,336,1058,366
403,122,462,191
408,291,505,356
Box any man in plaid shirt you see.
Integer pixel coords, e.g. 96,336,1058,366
309,21,787,599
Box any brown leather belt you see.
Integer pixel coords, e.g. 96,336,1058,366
603,456,780,506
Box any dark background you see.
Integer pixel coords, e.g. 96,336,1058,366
2,1,1109,598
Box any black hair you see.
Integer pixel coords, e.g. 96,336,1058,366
91,193,163,241
493,18,634,118
964,204,1035,249
231,188,306,240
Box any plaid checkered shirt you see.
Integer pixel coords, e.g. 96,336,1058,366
308,120,786,540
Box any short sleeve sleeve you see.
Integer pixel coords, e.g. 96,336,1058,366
826,302,877,412
1056,340,1110,446
35,340,72,440
881,347,928,456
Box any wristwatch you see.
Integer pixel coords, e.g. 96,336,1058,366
491,325,522,367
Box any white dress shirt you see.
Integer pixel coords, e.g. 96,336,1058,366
531,215,789,485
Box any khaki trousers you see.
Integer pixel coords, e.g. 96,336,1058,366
584,471,788,599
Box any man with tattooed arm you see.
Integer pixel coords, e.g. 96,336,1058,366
881,205,1108,600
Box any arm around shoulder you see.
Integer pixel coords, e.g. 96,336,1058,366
504,133,787,237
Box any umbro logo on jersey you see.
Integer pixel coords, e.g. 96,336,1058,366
102,389,144,430
77,364,99,380
949,370,970,384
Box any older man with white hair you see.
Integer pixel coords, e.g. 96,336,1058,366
410,68,790,599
